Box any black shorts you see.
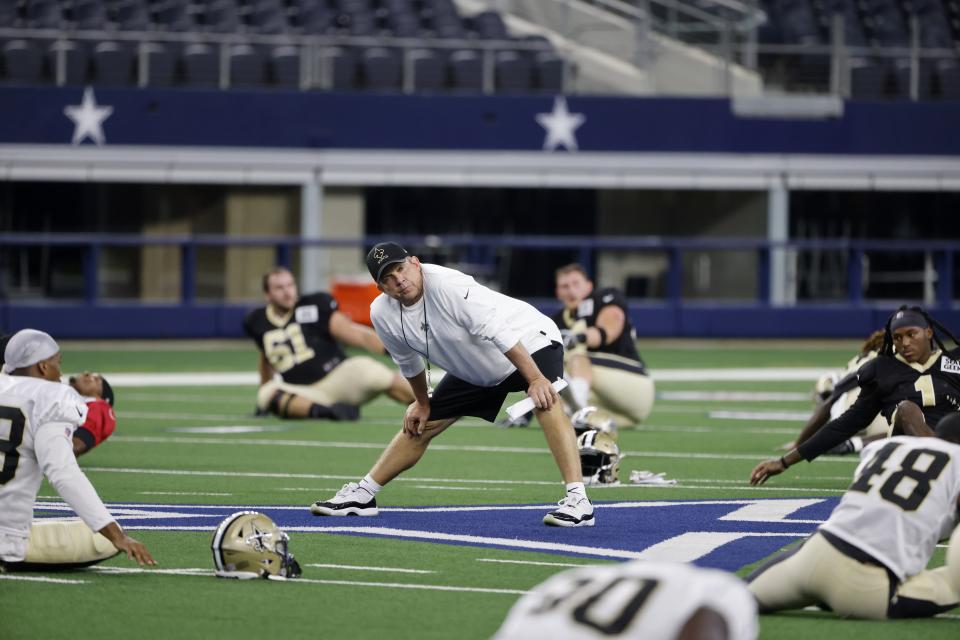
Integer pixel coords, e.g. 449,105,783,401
428,342,564,423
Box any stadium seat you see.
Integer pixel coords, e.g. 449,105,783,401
338,0,374,14
26,0,64,29
387,11,422,38
362,47,402,91
434,16,467,38
114,0,152,31
409,48,446,91
347,12,378,36
155,0,195,31
205,0,242,33
48,40,90,85
850,61,888,98
322,46,358,90
93,42,134,86
472,10,508,39
182,42,220,87
449,49,482,91
230,44,268,88
3,39,44,84
494,50,533,93
250,0,291,34
141,42,177,86
72,0,110,30
0,2,18,27
298,3,335,33
270,45,301,88
535,52,564,92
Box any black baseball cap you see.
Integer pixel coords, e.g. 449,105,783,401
366,242,409,283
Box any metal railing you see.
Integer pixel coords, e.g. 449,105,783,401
0,233,955,307
0,26,564,94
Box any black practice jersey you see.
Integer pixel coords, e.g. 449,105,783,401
799,348,960,460
243,292,346,385
552,287,645,367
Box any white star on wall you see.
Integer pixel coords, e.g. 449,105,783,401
64,87,113,146
535,96,586,152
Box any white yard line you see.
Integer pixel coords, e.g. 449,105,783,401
477,558,592,568
0,574,89,584
138,491,233,497
659,391,810,402
304,564,435,574
102,369,827,387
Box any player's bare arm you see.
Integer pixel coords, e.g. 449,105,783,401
98,521,156,566
504,343,557,411
402,369,431,436
329,311,388,354
588,305,626,348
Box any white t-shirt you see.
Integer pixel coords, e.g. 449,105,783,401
821,435,960,580
494,560,758,640
0,374,113,562
371,263,561,387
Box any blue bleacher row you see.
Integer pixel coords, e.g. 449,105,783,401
1,0,513,38
0,37,565,91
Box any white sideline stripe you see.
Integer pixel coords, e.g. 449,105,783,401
106,436,858,464
0,574,89,584
660,391,810,402
104,369,827,387
77,466,852,492
138,491,233,497
87,565,529,594
709,410,811,422
412,485,512,492
477,558,591,568
304,563,435,574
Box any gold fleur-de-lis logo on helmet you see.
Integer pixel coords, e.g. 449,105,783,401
374,248,387,263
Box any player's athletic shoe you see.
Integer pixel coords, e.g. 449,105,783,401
310,483,378,516
543,494,595,527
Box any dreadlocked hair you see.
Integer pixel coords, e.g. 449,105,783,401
859,329,886,357
881,305,960,357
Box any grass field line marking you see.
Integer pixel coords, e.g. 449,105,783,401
138,491,233,497
102,369,829,387
477,558,591,568
0,574,89,584
709,410,811,422
303,563,435,574
106,436,857,463
86,564,530,594
659,391,810,402
78,466,849,492
411,485,512,492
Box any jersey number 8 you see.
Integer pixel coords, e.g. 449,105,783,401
0,405,27,485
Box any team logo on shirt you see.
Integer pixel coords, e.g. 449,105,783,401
295,305,320,324
941,357,960,374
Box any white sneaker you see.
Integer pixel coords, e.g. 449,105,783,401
310,482,378,516
543,493,595,527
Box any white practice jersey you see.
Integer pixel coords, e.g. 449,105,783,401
821,435,960,581
371,263,562,387
0,374,113,562
494,561,758,640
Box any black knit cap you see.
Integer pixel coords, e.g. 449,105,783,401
366,242,409,283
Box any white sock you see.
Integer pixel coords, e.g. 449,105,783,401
850,436,864,453
568,377,590,410
359,475,382,496
565,481,586,497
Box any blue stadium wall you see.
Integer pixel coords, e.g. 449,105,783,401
1,86,959,338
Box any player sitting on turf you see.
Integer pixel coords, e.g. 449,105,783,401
0,329,155,571
494,560,758,639
243,266,414,421
68,371,116,456
751,305,960,483
780,329,888,456
748,413,960,619
549,264,654,429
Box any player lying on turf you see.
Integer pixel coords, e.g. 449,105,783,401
550,263,654,428
243,266,414,421
494,560,757,640
0,329,155,571
779,329,888,456
310,242,595,527
748,413,960,619
751,305,960,484
68,371,116,456
1,334,117,457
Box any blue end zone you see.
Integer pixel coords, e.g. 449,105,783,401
36,497,839,572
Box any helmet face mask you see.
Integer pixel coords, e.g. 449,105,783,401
577,429,622,485
570,406,619,441
212,511,302,580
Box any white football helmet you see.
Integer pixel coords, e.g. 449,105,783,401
571,406,618,441
211,511,302,580
577,429,622,485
